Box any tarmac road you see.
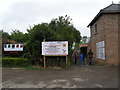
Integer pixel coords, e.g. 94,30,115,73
1,65,118,88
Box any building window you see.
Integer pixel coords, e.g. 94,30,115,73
20,45,23,48
4,45,7,48
93,24,97,35
8,45,10,48
16,44,19,48
12,44,15,48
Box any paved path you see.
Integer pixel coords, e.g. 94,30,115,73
1,65,118,88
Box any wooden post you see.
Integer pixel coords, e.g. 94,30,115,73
44,56,46,68
66,56,68,65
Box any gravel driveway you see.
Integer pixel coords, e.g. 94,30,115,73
1,65,118,88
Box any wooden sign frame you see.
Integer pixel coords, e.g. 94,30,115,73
43,55,68,68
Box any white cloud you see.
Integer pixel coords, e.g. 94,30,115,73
0,0,119,36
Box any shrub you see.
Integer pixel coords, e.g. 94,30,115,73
2,58,30,67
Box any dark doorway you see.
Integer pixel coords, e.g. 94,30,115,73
80,47,87,58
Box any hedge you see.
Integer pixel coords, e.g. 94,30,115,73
2,58,30,67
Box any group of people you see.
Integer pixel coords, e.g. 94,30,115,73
73,49,93,66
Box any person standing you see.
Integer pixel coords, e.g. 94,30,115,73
88,49,93,65
74,51,78,64
79,52,84,66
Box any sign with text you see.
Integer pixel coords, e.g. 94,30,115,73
42,41,68,55
96,41,105,60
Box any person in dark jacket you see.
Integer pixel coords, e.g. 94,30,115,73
88,49,93,65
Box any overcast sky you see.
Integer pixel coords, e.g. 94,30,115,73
0,0,119,37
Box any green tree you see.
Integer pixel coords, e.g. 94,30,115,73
1,30,11,40
1,30,11,56
10,30,28,43
24,15,81,66
49,15,81,46
80,36,88,44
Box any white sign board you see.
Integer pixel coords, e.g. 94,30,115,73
4,44,23,51
96,41,105,60
42,41,68,55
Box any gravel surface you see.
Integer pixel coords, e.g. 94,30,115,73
1,65,118,88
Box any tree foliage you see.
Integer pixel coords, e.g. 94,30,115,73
1,30,11,40
10,30,28,43
1,30,11,45
24,15,81,65
80,36,88,44
2,15,81,66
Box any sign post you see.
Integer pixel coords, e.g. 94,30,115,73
44,56,46,68
42,41,68,68
66,56,68,65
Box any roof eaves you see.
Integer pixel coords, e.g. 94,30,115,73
102,4,113,10
87,4,120,27
87,10,103,27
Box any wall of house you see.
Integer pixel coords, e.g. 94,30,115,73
118,14,120,65
0,39,2,58
104,14,118,65
88,15,106,63
88,14,118,65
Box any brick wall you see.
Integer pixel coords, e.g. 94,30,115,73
117,6,120,66
104,14,118,65
88,14,119,65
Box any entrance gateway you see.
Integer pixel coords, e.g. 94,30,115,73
42,41,68,68
79,44,87,58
